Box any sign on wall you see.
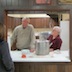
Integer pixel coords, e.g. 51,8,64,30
58,0,72,4
36,0,51,4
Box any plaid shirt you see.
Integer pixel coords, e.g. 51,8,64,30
47,35,62,50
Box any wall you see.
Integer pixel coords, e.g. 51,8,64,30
0,0,72,72
7,17,56,30
62,14,69,20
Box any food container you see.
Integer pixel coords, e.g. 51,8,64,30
21,49,30,55
35,40,49,55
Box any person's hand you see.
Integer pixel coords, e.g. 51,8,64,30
49,48,53,52
30,48,35,52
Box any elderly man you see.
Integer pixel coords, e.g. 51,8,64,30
47,26,62,51
11,18,35,52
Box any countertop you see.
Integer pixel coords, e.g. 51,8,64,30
10,50,71,62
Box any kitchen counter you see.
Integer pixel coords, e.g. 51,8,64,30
10,50,70,62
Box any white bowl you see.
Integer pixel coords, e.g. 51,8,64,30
21,49,30,55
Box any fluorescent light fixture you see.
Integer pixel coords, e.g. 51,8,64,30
7,14,50,18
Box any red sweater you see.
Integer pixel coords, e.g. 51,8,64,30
47,35,62,50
